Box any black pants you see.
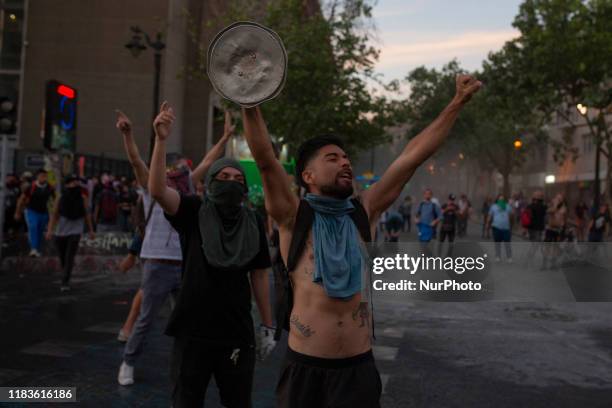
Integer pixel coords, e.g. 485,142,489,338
55,234,81,285
171,337,255,408
276,347,381,408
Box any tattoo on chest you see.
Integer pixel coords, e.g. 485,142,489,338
352,303,370,328
290,315,316,337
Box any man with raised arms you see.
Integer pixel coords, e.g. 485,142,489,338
241,74,481,407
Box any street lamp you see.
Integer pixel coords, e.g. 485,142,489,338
125,26,165,159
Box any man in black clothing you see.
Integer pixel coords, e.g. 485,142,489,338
439,194,458,256
526,190,547,242
148,101,275,408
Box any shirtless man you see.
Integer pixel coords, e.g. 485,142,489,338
241,74,481,407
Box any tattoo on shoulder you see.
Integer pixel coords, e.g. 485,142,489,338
290,315,315,337
352,303,370,328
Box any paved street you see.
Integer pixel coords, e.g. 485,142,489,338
1,224,611,407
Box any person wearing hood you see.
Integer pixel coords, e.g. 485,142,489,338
148,102,274,408
45,175,95,291
115,108,235,386
486,193,513,262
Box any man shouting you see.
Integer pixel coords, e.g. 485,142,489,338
241,75,481,407
149,102,275,407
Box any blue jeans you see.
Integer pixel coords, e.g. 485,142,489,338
123,260,182,365
492,227,512,259
25,209,49,252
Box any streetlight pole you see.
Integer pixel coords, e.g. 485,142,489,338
125,27,165,160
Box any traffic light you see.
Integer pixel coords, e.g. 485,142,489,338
43,80,77,151
513,139,523,150
0,96,17,134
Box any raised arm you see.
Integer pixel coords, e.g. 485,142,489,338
45,195,61,240
191,111,234,184
362,75,481,222
241,107,298,227
148,101,180,215
115,110,149,189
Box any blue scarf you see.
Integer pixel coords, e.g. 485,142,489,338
304,193,363,299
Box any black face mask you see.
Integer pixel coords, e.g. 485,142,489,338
207,180,246,205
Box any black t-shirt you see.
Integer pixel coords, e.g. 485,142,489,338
527,201,547,231
164,194,271,346
441,203,457,231
27,183,54,213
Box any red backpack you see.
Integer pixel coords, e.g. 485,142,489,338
520,207,532,228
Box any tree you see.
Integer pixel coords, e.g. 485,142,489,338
512,0,612,205
185,0,403,155
403,53,545,197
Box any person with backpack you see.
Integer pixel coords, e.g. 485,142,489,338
15,169,55,257
385,208,404,242
240,74,481,408
147,102,274,407
45,175,95,291
415,188,441,245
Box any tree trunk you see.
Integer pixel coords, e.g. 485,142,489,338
502,171,510,198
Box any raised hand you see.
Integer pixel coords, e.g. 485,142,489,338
455,74,482,105
222,110,236,141
153,101,176,141
115,110,132,135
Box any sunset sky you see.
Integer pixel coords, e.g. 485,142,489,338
371,0,523,92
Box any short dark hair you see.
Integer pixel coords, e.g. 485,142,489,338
295,136,345,189
36,168,47,176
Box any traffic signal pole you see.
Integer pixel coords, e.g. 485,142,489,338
0,134,8,259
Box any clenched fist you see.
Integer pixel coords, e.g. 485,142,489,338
115,110,132,135
153,101,176,141
455,74,482,105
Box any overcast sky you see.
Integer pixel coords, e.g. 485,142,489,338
371,0,523,92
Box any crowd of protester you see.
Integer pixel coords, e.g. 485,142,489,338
377,188,610,263
3,169,142,255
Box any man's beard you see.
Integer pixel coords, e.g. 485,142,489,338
320,180,354,199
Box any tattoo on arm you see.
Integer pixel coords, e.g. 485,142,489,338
352,303,370,328
290,315,315,337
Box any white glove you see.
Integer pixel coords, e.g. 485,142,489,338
257,324,277,361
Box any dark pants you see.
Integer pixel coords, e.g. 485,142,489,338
528,229,543,242
55,234,81,285
276,347,381,408
439,229,456,257
402,215,411,232
492,227,512,259
171,337,255,408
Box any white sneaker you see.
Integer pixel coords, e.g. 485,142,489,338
118,361,134,386
117,329,129,343
495,257,501,262
60,285,71,292
29,249,37,257
507,258,513,264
